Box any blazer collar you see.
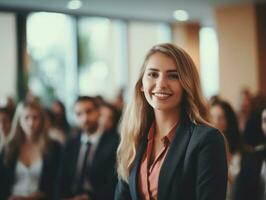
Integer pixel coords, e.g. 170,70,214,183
158,118,193,199
128,118,194,200
128,133,148,200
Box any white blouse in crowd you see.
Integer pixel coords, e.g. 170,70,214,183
11,159,43,196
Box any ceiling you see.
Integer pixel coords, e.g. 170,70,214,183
0,0,265,25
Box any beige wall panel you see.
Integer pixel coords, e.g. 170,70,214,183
215,5,258,109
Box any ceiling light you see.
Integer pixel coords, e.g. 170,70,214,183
173,10,189,21
67,0,82,10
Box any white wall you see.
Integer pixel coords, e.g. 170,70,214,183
127,22,171,100
0,12,17,98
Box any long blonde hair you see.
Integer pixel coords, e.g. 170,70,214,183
117,43,209,182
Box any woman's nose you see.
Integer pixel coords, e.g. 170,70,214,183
156,75,167,88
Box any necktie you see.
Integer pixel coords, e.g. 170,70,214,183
73,141,91,194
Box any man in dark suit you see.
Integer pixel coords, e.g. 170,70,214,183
58,96,119,200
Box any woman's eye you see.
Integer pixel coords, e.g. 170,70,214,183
147,72,158,78
168,74,179,79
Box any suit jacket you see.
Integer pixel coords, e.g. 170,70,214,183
0,140,62,200
58,130,119,200
233,146,266,200
115,119,228,200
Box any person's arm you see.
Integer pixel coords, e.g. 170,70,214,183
114,178,132,200
196,129,228,200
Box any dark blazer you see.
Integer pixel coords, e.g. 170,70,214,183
58,130,119,200
233,146,266,200
0,140,62,200
115,119,228,200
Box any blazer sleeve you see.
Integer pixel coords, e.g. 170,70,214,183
114,178,132,200
196,129,228,200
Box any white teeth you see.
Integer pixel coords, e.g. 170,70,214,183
153,93,171,98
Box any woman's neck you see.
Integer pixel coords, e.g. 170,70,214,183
154,109,180,138
24,134,39,145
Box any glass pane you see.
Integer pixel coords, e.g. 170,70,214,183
78,17,127,101
26,12,77,107
199,27,219,99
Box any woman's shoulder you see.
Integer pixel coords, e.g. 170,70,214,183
191,123,224,145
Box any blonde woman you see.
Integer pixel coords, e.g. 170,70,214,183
0,99,61,200
115,43,228,200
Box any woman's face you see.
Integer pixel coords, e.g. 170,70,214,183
20,107,41,137
261,109,266,137
210,105,227,133
141,52,183,113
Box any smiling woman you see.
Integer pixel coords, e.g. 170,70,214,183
141,52,183,113
115,43,228,200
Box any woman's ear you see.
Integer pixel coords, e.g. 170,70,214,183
140,86,144,92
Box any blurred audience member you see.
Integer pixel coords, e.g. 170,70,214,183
238,88,252,133
0,96,16,119
99,102,120,133
94,95,104,106
45,109,66,144
0,107,13,152
234,102,266,200
51,100,71,136
0,99,62,200
113,88,124,113
243,94,266,147
210,100,249,200
58,96,119,200
209,95,221,106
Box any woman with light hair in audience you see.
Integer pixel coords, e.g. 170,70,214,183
0,99,61,200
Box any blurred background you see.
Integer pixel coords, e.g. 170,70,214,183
0,0,265,121
1,2,266,199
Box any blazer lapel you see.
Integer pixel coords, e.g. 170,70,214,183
158,119,194,200
129,137,148,200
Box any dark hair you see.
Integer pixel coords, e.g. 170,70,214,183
100,101,121,131
0,107,13,120
52,99,70,134
212,100,244,154
75,96,100,109
243,94,266,146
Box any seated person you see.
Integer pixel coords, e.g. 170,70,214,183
58,96,119,200
0,99,61,200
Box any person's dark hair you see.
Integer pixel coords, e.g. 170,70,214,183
75,96,100,109
243,94,266,146
0,107,13,120
212,100,245,154
52,99,70,134
101,101,121,131
209,95,221,106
